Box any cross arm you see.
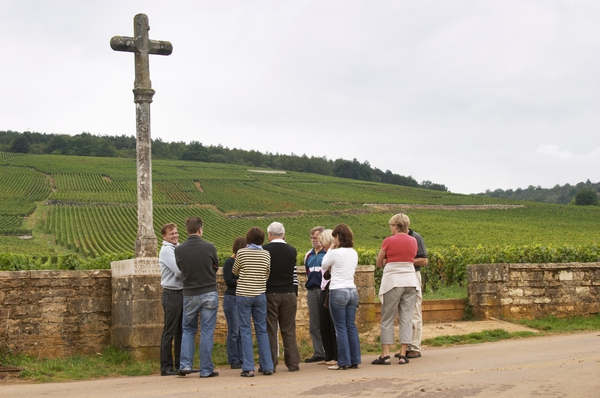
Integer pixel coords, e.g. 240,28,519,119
110,36,173,56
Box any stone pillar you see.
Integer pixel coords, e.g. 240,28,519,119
110,258,162,360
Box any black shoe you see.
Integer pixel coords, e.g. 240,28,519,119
258,367,276,374
178,368,192,376
304,355,325,363
161,369,178,376
200,371,219,378
230,362,242,369
288,366,300,372
262,370,273,375
240,371,254,377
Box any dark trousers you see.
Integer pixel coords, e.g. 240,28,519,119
160,288,183,371
318,289,337,361
266,292,301,369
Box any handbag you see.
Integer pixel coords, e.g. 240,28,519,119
323,270,331,308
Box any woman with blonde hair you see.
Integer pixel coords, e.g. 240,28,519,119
372,213,419,365
317,229,337,365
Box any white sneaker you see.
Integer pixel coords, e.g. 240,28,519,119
328,365,346,370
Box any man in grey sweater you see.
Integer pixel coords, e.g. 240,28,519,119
175,216,220,378
159,223,182,376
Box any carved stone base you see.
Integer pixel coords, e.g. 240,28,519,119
110,258,162,360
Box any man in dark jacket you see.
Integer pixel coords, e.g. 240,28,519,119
303,226,326,363
175,216,219,378
263,221,301,372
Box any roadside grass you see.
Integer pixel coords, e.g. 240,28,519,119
422,283,467,300
517,313,600,332
2,346,156,383
423,329,538,347
2,340,315,383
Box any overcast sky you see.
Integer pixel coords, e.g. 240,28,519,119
1,1,599,194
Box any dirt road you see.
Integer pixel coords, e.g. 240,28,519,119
2,330,598,398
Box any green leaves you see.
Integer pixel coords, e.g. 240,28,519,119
422,244,600,291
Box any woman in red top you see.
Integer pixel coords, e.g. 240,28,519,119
372,213,419,365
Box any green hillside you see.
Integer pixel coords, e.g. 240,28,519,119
1,153,600,260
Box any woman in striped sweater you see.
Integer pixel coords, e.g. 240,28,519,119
232,227,273,377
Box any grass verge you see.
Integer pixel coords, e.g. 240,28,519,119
517,313,600,333
1,346,156,383
2,340,316,384
423,329,537,347
422,283,467,300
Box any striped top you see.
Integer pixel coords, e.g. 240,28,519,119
232,248,271,297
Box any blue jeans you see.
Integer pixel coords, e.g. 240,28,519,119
237,294,273,373
329,288,361,367
180,291,218,376
223,294,242,366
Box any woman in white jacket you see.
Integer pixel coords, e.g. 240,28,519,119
321,223,361,370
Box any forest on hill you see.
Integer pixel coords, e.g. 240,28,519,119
0,130,447,192
476,180,600,205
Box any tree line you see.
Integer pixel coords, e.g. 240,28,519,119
476,181,599,206
0,130,448,191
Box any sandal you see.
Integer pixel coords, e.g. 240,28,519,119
398,355,409,365
371,355,391,365
406,351,421,358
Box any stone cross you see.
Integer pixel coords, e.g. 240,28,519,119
110,14,173,258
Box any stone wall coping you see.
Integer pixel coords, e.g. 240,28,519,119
0,270,112,279
0,264,376,279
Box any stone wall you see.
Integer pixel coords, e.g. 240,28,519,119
0,265,378,358
468,263,600,320
0,270,112,357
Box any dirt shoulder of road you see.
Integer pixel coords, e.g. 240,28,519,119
422,318,539,339
360,318,539,345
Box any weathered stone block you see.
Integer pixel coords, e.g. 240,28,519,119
559,270,573,281
69,297,111,314
508,288,523,297
576,286,590,294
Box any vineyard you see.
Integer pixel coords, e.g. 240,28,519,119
1,152,600,281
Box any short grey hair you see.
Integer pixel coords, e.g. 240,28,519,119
267,221,285,237
310,226,325,235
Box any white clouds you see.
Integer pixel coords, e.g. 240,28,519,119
537,144,575,159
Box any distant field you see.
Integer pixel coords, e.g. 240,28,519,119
1,153,599,257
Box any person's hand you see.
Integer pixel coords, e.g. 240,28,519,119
330,242,337,250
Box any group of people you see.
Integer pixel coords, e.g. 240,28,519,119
158,213,427,378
